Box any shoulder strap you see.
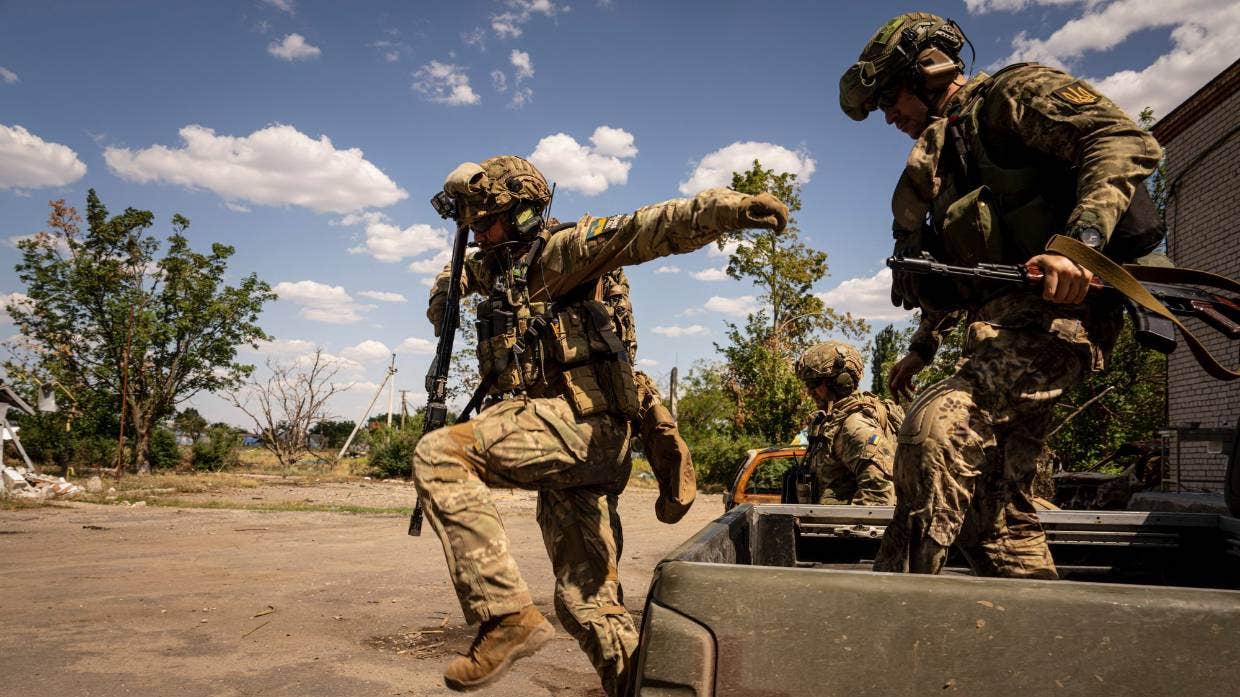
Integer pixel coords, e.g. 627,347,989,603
1047,235,1240,380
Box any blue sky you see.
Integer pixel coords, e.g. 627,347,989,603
2,0,1236,426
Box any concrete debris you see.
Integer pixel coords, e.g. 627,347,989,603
0,467,84,500
86,476,104,493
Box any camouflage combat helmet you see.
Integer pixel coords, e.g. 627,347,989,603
442,155,552,225
839,12,966,121
797,341,864,395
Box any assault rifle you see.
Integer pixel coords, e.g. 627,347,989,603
887,255,1240,361
408,198,471,537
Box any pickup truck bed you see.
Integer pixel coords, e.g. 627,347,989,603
633,504,1240,696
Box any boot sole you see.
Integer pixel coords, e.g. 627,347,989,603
443,621,556,692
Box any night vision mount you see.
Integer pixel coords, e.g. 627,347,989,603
431,190,458,220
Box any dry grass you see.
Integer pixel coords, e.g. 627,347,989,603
136,497,410,516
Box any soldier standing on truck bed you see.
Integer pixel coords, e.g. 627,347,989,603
839,13,1163,578
796,341,902,506
414,155,786,695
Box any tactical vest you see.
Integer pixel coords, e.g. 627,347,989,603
473,242,639,420
810,392,903,456
934,65,1163,268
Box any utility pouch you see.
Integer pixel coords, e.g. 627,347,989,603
550,308,591,363
941,185,1002,265
561,364,610,417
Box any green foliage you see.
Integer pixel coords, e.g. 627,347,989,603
1137,107,1169,221
870,324,913,399
366,424,423,479
310,419,356,449
146,427,182,470
1047,322,1166,468
173,408,208,441
191,425,242,472
6,191,276,472
674,362,779,488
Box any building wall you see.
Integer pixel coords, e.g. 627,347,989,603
1161,86,1240,491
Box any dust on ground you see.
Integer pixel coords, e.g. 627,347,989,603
0,476,722,697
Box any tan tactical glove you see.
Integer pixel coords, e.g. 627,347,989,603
741,192,788,233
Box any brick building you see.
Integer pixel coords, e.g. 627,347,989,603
1151,58,1240,491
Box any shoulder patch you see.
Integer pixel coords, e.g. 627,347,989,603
867,433,879,445
1052,81,1100,107
585,217,609,241
584,214,630,242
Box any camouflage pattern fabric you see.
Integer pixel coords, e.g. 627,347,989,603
808,393,899,506
874,293,1123,577
413,186,779,695
633,370,696,523
873,61,1152,578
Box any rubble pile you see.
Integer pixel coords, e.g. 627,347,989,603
0,466,84,501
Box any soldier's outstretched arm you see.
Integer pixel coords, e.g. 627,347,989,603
536,188,786,297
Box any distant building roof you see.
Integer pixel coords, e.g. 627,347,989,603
1151,58,1240,146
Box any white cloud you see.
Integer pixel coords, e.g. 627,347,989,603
253,338,317,356
268,33,320,61
7,232,71,257
398,336,435,354
273,280,374,324
965,0,1091,11
0,124,87,191
679,141,816,195
1,292,31,324
0,67,18,84
708,239,742,258
652,324,709,337
340,339,392,364
510,50,534,79
358,290,408,303
104,124,407,214
337,211,451,264
691,267,728,281
704,295,757,316
491,0,561,39
262,0,296,15
528,125,636,195
509,86,534,109
106,124,404,212
224,201,251,213
590,125,638,159
463,28,487,50
407,248,451,274
992,0,1239,118
413,60,480,106
637,358,659,367
654,265,681,274
815,268,914,322
491,70,508,92
370,40,408,63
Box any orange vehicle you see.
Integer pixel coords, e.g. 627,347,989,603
723,446,807,510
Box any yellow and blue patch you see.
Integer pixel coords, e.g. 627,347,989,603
1052,82,1100,107
586,217,609,240
867,433,880,445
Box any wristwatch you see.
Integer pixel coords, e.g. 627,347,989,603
1072,226,1104,250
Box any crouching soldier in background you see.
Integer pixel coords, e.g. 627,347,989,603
796,341,902,506
415,155,786,695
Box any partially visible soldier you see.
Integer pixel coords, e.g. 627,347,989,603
839,14,1162,577
415,155,786,695
796,341,901,506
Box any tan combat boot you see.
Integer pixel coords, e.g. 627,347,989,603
443,605,555,691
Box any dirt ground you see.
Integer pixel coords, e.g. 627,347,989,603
0,478,724,697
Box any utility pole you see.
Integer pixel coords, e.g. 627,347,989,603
669,366,679,421
337,359,398,461
399,389,410,429
386,353,397,428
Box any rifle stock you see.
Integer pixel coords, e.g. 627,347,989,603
408,222,470,536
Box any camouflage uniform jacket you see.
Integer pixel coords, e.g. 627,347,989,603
427,188,761,414
893,63,1161,361
807,392,901,506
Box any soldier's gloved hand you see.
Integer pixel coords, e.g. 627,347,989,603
888,352,925,403
741,193,788,233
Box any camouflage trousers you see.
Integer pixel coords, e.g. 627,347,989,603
412,396,637,696
874,295,1121,578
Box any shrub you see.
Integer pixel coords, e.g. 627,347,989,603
685,431,768,490
367,426,419,479
192,425,241,472
147,428,183,470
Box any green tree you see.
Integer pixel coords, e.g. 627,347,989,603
310,419,357,449
711,161,870,444
173,407,208,442
870,324,913,399
7,192,276,473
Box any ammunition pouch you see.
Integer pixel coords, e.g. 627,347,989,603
549,299,639,419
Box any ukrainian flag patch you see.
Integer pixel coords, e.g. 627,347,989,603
586,217,608,240
867,433,879,445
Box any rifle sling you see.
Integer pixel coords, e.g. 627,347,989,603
1046,235,1239,381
